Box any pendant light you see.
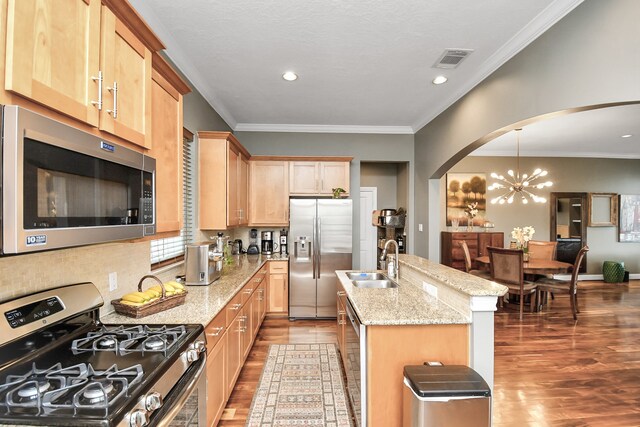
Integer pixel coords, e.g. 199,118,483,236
488,128,552,204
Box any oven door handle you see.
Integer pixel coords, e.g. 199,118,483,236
155,356,206,427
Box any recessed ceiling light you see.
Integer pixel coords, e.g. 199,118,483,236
282,71,298,81
432,75,448,85
621,134,633,138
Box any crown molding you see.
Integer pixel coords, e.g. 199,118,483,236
128,1,237,129
234,123,414,134
411,0,584,132
470,151,640,159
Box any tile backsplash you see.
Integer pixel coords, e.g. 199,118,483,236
0,241,152,317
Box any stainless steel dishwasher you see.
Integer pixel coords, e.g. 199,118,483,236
345,298,366,427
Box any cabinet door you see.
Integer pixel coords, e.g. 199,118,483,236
289,162,318,194
100,6,152,148
241,302,253,360
149,70,182,234
225,315,242,396
249,161,290,225
319,162,350,195
238,155,249,226
227,145,239,226
4,0,101,126
252,289,261,337
337,292,346,367
268,273,288,313
198,136,227,230
258,283,266,323
206,333,227,427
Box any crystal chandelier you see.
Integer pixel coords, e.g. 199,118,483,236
488,128,552,204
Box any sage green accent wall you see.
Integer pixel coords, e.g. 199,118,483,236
236,132,415,266
444,156,640,273
414,0,640,258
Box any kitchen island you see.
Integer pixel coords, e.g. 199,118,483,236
335,253,507,427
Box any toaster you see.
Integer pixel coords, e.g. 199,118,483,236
184,243,222,285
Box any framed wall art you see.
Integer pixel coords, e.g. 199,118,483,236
446,173,487,226
618,194,640,242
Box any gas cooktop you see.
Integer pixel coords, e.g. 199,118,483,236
0,283,206,426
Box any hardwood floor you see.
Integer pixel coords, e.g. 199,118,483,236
219,281,640,426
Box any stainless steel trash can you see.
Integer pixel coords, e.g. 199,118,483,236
402,365,491,427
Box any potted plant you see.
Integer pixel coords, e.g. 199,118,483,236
332,187,346,199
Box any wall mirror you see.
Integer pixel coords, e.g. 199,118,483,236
588,193,618,227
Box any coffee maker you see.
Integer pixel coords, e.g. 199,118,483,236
279,229,288,255
261,231,276,255
247,229,260,255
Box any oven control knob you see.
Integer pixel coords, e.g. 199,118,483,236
194,340,206,353
186,348,200,362
129,409,149,427
144,391,163,412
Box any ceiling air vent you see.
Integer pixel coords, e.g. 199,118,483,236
433,49,474,69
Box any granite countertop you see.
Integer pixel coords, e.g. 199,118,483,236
101,253,288,326
398,254,508,297
335,270,469,326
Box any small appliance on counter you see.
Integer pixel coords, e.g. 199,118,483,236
247,228,260,254
184,242,222,285
279,228,288,255
231,239,244,255
261,230,277,255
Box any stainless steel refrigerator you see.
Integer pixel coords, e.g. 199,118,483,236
289,199,352,318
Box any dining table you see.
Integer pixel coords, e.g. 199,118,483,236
474,256,573,275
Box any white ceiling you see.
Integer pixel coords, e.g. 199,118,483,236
471,104,640,159
130,0,582,134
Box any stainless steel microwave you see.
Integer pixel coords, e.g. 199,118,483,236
1,105,155,254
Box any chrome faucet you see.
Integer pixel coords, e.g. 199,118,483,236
380,239,400,279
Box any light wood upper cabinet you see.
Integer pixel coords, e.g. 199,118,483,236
99,6,152,148
148,54,190,235
289,161,350,196
319,162,350,194
4,0,101,126
199,132,251,230
249,161,290,226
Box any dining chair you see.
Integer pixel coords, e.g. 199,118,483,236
459,241,491,280
536,245,589,320
488,246,537,320
527,240,558,260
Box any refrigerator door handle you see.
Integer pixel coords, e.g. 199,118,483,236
312,219,316,279
316,216,322,278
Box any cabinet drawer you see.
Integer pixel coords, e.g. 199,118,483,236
225,292,243,327
452,247,477,261
451,233,478,240
269,261,288,273
205,311,226,353
241,279,258,304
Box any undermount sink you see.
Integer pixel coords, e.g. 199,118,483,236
352,279,398,289
346,272,388,281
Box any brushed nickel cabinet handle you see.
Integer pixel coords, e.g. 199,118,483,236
230,303,242,310
91,71,103,110
207,327,224,337
107,81,118,118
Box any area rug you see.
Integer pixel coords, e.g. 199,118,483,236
246,343,353,427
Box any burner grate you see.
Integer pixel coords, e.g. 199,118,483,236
71,325,187,356
0,363,143,417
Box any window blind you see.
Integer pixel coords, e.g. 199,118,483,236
150,135,194,265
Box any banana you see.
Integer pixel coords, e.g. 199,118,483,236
167,281,184,290
143,289,160,299
121,292,148,303
163,283,176,292
119,300,146,307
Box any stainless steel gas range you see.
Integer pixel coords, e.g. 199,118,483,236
0,283,207,426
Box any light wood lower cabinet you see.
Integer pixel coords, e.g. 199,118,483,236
336,291,347,368
267,261,289,314
205,263,271,426
206,333,227,427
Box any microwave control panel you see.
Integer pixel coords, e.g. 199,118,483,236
142,171,154,225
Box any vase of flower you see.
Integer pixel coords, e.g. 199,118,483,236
511,226,535,261
464,202,478,232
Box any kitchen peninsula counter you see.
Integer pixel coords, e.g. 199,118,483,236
102,254,287,326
